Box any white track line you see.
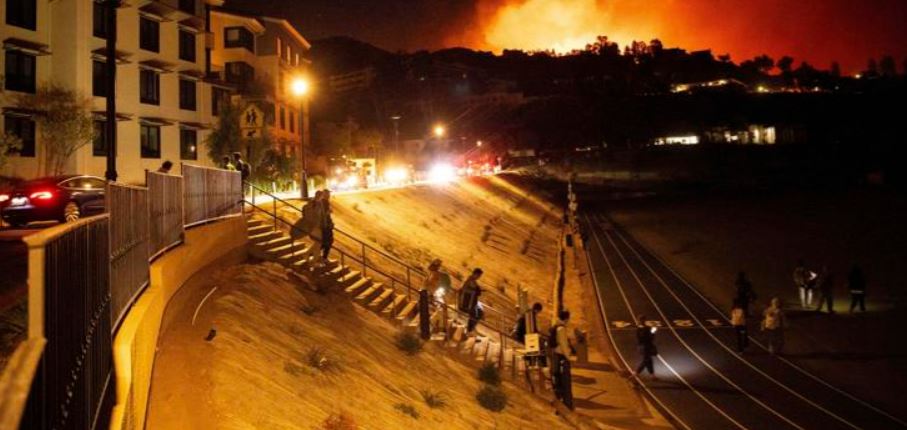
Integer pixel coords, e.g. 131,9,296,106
597,221,803,430
585,214,745,430
612,219,907,428
612,227,862,430
192,286,218,326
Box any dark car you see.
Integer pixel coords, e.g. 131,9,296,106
0,175,106,227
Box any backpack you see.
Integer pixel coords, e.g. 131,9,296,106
238,160,251,179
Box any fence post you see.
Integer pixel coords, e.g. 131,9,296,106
272,199,277,230
419,289,430,340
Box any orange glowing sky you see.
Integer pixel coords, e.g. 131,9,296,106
445,0,907,73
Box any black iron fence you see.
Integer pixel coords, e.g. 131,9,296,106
183,164,242,227
107,183,151,330
21,216,114,430
146,171,184,260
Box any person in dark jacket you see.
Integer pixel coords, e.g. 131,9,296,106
633,315,658,379
512,302,543,342
320,189,334,260
848,265,866,313
815,266,835,314
459,268,484,333
735,271,756,317
233,152,251,182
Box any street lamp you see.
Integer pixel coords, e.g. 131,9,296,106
433,124,446,138
291,76,311,199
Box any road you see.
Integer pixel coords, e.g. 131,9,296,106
581,212,907,430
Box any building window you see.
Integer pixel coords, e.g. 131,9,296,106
212,87,229,116
6,0,37,30
224,27,254,52
178,30,196,62
225,61,254,91
93,1,110,38
139,17,160,52
279,106,285,130
179,79,196,111
140,124,161,158
4,50,36,93
139,69,160,105
289,109,295,133
180,129,197,160
3,115,35,157
92,60,106,97
178,0,194,14
92,120,107,156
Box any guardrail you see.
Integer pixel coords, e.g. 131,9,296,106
108,183,151,330
146,171,184,260
183,163,242,227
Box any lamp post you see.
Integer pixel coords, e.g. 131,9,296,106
291,77,311,200
390,115,401,154
104,0,120,182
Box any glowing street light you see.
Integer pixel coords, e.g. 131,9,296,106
433,124,446,138
476,140,483,147
291,77,311,97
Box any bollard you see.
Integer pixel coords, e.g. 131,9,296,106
419,289,430,340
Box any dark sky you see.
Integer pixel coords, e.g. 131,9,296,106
228,0,907,73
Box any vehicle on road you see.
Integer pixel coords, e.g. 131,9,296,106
0,175,106,227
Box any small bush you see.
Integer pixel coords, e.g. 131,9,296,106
305,346,337,372
395,331,422,355
478,362,501,386
394,403,420,419
318,411,357,430
420,389,447,409
476,385,507,412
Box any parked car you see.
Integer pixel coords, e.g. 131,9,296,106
0,175,106,227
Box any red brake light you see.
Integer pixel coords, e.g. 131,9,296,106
30,190,54,200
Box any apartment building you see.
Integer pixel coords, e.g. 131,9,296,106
209,6,310,159
1,0,220,184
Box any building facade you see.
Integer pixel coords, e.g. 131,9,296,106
2,0,310,185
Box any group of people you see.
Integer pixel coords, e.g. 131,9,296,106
792,260,867,314
295,189,334,265
221,152,252,181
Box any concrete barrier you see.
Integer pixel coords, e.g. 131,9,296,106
108,216,248,430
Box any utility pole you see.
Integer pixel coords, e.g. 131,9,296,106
104,0,120,182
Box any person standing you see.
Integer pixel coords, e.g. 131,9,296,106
848,265,867,313
222,155,236,171
458,268,484,333
762,297,785,354
735,271,757,317
793,260,810,309
305,191,325,266
233,152,251,182
730,300,749,353
633,315,658,379
551,310,574,410
320,190,334,261
815,266,835,314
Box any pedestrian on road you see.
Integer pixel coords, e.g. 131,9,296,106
793,260,815,309
735,271,757,317
815,266,835,314
320,190,334,261
458,268,484,333
551,310,575,410
762,297,785,354
731,300,749,353
848,265,867,313
156,160,173,174
633,315,658,379
222,155,236,171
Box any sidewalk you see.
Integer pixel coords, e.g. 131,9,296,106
562,235,673,430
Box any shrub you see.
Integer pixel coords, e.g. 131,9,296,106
318,411,357,430
478,362,501,386
476,385,507,412
395,331,422,355
420,389,447,409
394,403,420,419
305,346,337,372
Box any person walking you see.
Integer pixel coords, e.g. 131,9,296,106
551,310,575,410
512,302,543,343
762,297,785,354
815,266,835,314
793,260,812,309
735,271,757,317
424,259,450,332
320,190,334,261
848,265,867,313
730,300,749,353
633,315,658,379
458,268,484,334
302,191,325,266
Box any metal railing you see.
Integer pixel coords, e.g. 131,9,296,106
146,171,184,260
182,163,242,227
21,215,115,430
107,182,151,331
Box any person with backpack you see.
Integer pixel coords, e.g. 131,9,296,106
848,265,867,313
458,268,484,334
762,297,785,354
511,302,542,343
730,300,748,353
735,271,757,317
633,315,658,379
297,191,325,266
551,310,574,410
233,152,251,182
320,190,334,261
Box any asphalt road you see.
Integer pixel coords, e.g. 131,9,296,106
582,212,907,430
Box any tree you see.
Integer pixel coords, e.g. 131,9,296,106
0,132,22,172
206,100,243,164
585,36,619,57
717,53,732,63
752,54,774,74
879,55,897,77
648,39,664,57
777,56,794,74
830,62,841,78
14,83,94,175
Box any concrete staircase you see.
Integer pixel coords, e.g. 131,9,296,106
245,215,552,390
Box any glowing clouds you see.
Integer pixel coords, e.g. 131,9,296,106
483,0,610,53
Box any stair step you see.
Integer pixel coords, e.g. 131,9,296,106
355,283,383,304
337,270,362,287
246,218,264,227
448,324,465,346
368,288,394,310
266,241,306,256
381,293,407,317
487,342,501,365
248,231,280,243
344,277,372,295
277,248,312,262
258,236,292,249
247,224,271,235
395,301,417,321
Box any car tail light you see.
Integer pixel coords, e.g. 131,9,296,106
0,194,8,203
30,190,54,200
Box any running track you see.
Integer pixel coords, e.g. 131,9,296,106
582,213,907,430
